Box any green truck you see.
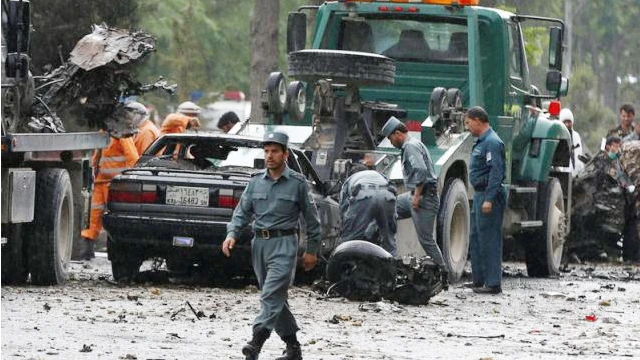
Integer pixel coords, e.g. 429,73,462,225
260,0,572,282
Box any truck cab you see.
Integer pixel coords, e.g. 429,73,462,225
259,0,572,281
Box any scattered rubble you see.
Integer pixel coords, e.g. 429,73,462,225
322,240,446,305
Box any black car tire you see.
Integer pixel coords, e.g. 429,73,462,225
437,178,470,283
288,50,395,86
525,177,566,277
27,168,74,285
325,240,395,300
108,235,143,281
1,223,28,285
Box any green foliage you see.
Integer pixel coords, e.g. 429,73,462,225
563,65,617,153
30,0,138,73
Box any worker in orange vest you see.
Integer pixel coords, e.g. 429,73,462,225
160,101,201,134
80,129,140,260
126,101,160,154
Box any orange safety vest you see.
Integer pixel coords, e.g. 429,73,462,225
93,136,139,183
134,119,160,154
160,113,193,134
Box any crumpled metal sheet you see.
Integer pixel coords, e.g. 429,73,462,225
69,24,155,71
23,24,175,134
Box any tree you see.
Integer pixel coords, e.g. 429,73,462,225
30,0,138,74
249,0,280,123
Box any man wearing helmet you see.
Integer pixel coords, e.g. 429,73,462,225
160,101,202,134
125,101,160,154
559,108,585,176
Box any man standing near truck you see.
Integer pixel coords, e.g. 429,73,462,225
80,133,139,260
465,106,506,294
127,101,160,154
221,131,321,360
381,117,446,271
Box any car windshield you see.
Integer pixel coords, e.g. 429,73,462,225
141,136,265,172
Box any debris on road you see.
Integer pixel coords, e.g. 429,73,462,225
323,241,446,305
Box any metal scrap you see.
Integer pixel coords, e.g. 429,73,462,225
23,24,175,134
322,254,446,305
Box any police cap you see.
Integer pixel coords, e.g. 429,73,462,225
263,131,289,149
381,116,403,138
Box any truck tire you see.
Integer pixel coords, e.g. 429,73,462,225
288,50,395,86
107,235,143,281
437,178,470,283
1,224,28,285
27,168,74,285
525,177,566,277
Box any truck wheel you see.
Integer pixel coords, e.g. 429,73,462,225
437,178,470,283
286,80,306,121
525,177,566,277
107,235,143,281
27,168,74,285
288,50,395,86
1,224,28,285
325,240,395,300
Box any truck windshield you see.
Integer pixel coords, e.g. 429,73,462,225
325,16,468,64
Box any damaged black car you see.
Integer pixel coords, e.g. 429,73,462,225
103,133,340,282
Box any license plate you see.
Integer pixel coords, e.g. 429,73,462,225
173,236,194,247
165,186,209,207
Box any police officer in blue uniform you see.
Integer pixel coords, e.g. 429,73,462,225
222,131,321,360
381,116,446,269
339,164,397,255
465,106,506,294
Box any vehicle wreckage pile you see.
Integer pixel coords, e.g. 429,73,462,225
320,241,447,305
15,24,175,135
569,141,640,260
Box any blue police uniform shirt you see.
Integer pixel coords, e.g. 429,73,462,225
469,127,506,202
401,136,437,190
226,165,322,254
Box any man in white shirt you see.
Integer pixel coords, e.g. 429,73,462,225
560,108,585,176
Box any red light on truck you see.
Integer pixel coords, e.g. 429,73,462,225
548,100,561,118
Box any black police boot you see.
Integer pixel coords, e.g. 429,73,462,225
439,266,449,291
80,238,95,260
242,328,271,360
276,334,303,360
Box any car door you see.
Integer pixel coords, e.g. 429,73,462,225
289,149,340,256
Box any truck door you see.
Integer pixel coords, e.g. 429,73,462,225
506,21,527,124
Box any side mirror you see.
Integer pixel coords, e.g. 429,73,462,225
548,26,563,70
559,77,569,97
287,12,307,53
545,70,562,94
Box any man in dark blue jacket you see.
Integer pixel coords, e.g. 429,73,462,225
465,106,506,294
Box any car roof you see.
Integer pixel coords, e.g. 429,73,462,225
153,132,302,151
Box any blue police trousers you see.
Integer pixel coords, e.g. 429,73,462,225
470,191,505,287
397,191,445,266
251,235,300,337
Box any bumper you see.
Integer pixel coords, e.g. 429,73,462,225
103,213,253,258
